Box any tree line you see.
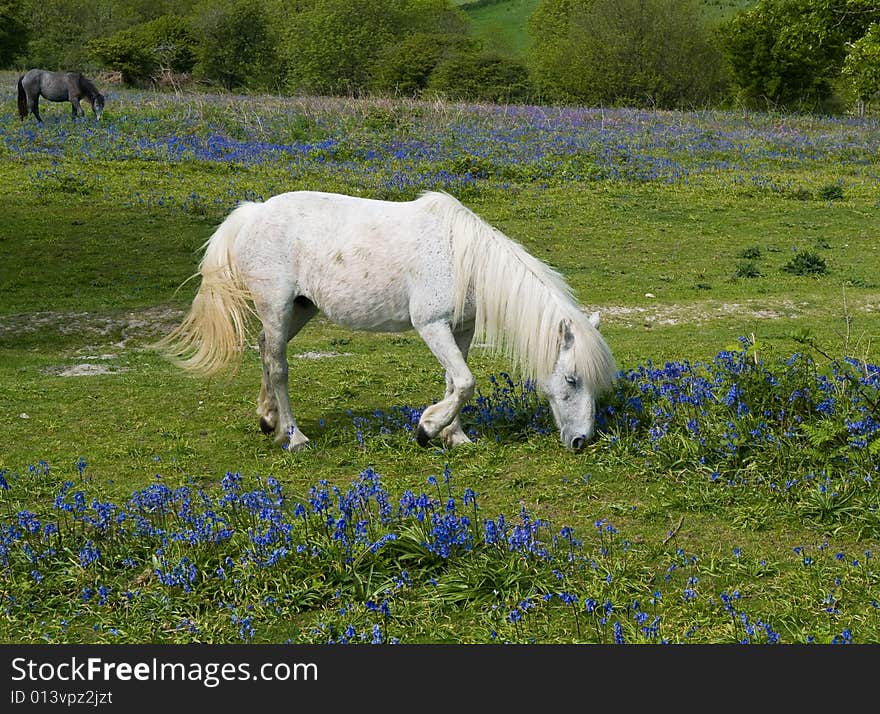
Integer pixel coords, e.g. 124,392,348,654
1,0,878,113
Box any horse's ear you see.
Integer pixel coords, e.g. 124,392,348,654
559,318,575,350
588,311,601,329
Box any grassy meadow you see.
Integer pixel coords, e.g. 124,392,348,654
1,74,880,643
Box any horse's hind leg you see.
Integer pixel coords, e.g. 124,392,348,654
439,322,475,447
257,296,317,450
29,96,42,124
414,320,475,448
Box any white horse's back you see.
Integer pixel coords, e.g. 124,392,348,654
233,191,457,333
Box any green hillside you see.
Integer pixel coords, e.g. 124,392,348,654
457,0,756,59
459,0,540,58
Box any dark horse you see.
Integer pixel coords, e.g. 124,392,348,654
17,69,105,124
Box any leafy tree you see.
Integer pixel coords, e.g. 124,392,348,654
719,0,880,111
842,22,880,113
277,0,468,96
16,0,199,69
18,0,109,68
371,32,478,96
88,15,196,84
0,0,28,66
191,0,277,90
528,0,725,108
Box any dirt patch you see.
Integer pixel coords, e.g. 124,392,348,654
46,363,127,377
295,351,354,360
1,307,183,378
593,299,805,328
0,306,184,348
2,306,361,377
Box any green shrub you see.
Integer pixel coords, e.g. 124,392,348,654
783,250,828,276
192,0,276,90
817,182,845,201
842,21,880,111
279,0,469,97
734,260,762,278
428,52,532,103
89,30,157,85
719,0,880,111
0,0,29,66
142,15,198,75
529,0,725,107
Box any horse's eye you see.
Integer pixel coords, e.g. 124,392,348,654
565,375,578,387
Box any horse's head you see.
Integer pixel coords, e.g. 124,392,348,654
538,312,608,451
92,93,105,120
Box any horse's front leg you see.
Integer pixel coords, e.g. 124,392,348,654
70,97,84,119
439,322,475,447
414,320,475,448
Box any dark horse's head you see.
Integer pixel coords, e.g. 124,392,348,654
84,80,105,120
78,75,105,120
91,92,105,120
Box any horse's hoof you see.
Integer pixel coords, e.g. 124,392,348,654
259,417,275,435
282,428,310,452
416,425,430,447
442,432,473,448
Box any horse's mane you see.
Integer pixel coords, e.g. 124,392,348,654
77,73,102,101
418,191,616,393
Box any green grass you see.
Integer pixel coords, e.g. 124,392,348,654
1,80,879,643
458,0,757,61
460,0,540,58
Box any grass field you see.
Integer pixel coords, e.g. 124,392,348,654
1,75,879,643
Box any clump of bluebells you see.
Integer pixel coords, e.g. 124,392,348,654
596,339,880,529
348,342,880,534
2,456,876,643
462,373,554,440
1,460,603,643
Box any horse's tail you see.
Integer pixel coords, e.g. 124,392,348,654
152,201,263,375
17,76,26,120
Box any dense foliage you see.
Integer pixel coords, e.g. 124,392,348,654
528,0,726,108
6,0,880,112
718,0,880,111
842,22,880,113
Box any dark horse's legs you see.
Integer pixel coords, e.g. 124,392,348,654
66,76,84,118
28,95,42,124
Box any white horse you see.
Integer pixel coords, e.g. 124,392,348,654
154,191,616,451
